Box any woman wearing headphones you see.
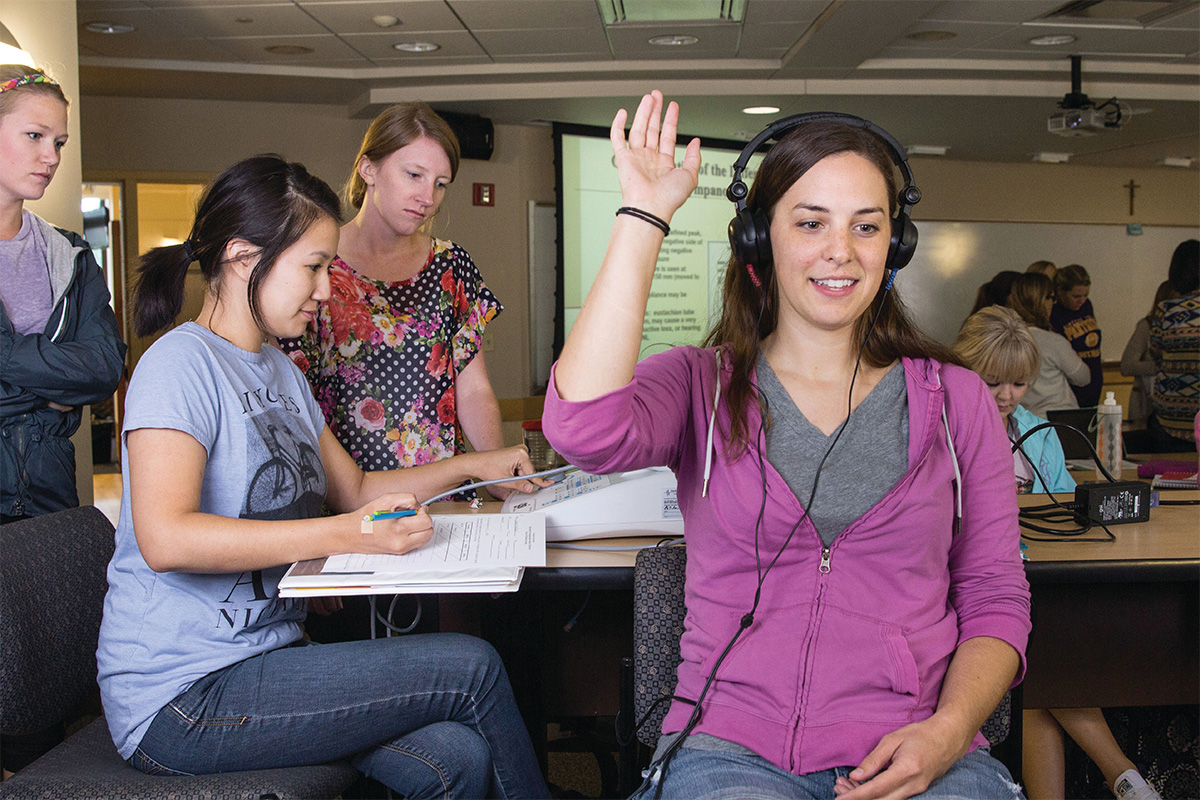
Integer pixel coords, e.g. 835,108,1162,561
544,92,1030,800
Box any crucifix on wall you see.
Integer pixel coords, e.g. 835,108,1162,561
1124,179,1140,216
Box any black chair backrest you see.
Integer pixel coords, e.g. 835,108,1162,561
632,544,688,749
0,506,116,735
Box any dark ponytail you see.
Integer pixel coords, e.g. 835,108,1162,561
132,243,193,337
133,154,342,338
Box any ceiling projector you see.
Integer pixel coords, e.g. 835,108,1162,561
1047,54,1125,137
1047,108,1113,136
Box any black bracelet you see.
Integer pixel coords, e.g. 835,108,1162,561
616,206,670,236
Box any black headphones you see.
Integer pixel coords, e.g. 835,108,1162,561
726,112,922,281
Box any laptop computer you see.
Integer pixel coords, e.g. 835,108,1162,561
1045,407,1098,460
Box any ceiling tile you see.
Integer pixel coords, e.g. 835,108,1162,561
340,30,489,60
209,33,369,63
299,1,465,35
362,54,493,67
475,26,611,57
739,21,815,51
743,0,826,25
76,7,194,39
606,22,741,59
77,0,153,10
976,24,1200,58
447,0,603,30
923,1,1066,24
81,35,240,61
489,52,614,63
151,3,330,38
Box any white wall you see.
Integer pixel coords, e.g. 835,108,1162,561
81,94,1199,398
81,95,557,398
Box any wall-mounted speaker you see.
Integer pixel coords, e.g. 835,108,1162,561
436,111,494,161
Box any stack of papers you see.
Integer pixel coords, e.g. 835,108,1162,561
279,513,545,596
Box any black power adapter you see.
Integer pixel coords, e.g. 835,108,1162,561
1075,481,1152,524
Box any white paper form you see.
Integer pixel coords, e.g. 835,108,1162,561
323,513,546,574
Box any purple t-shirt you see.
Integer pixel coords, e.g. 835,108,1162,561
1050,298,1102,407
0,210,54,335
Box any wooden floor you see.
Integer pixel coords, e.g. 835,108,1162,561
93,471,122,528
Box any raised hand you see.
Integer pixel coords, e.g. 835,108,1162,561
610,90,701,224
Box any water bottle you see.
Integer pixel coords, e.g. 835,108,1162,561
1095,391,1122,481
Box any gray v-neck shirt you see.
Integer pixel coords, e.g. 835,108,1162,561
757,355,910,547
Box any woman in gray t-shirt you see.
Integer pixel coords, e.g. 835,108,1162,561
97,155,548,799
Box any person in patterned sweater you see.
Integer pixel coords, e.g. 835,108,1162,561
1148,239,1199,451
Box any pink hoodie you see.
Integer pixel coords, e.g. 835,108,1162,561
544,347,1031,774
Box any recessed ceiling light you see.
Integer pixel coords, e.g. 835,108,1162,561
742,106,780,115
393,41,440,52
905,30,956,42
648,34,699,46
1158,157,1195,168
372,15,400,28
85,21,136,34
1029,34,1076,45
265,44,314,55
1033,152,1071,163
906,145,949,156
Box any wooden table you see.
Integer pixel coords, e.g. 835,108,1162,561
1019,491,1198,709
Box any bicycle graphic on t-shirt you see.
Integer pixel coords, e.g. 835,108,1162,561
246,423,322,515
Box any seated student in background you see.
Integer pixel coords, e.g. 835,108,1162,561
546,91,1030,800
1147,239,1199,452
954,309,1163,800
953,306,1073,494
1120,281,1177,431
1007,272,1090,417
1050,264,1103,408
966,269,1019,318
96,154,548,799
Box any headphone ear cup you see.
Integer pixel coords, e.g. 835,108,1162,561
887,214,918,271
728,209,773,274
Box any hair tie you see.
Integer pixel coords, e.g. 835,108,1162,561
0,74,58,94
182,240,196,263
615,206,670,236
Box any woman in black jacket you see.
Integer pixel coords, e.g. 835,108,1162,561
0,64,125,523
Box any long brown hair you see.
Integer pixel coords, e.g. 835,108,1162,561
344,102,460,210
702,119,960,453
1007,272,1052,329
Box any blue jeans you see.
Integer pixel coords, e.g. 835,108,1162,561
129,633,548,799
631,746,1024,800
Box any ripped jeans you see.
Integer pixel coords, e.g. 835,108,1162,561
129,634,548,800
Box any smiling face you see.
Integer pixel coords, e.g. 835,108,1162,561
255,215,339,340
767,152,892,338
0,93,69,207
1057,282,1089,312
358,135,453,237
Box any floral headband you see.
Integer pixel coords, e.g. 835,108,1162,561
0,74,59,93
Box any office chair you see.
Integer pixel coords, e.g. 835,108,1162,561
628,544,1013,752
0,505,359,800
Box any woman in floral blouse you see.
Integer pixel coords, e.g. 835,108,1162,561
281,102,505,485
